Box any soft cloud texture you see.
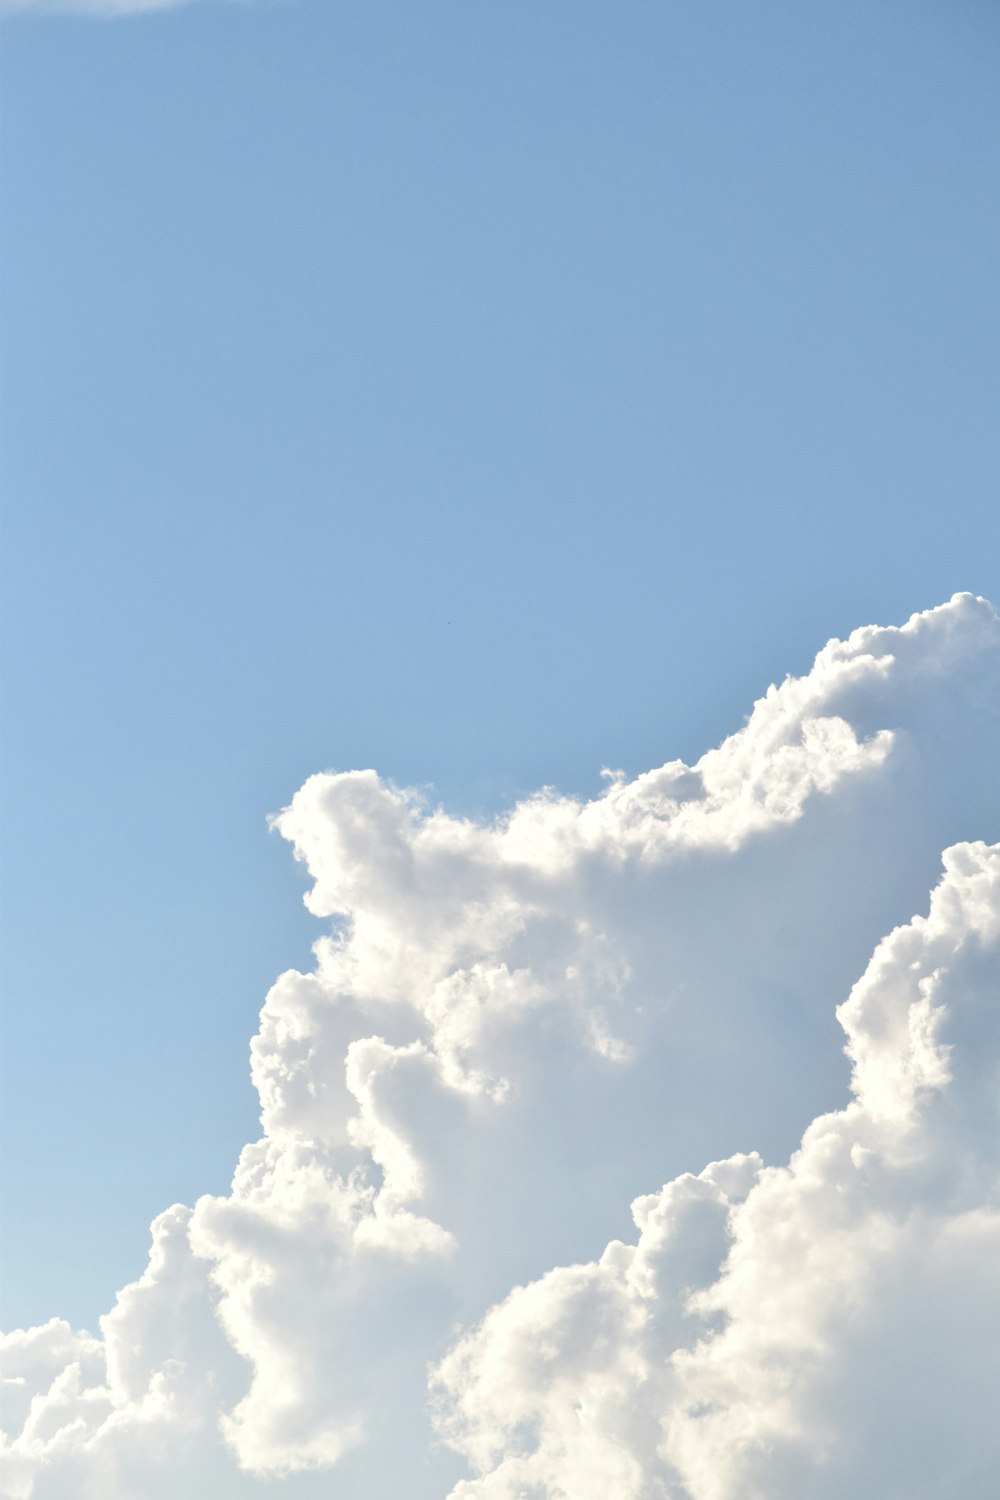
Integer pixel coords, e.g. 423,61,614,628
432,839,1000,1498
2,594,998,1499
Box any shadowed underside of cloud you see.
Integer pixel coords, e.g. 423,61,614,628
2,594,999,1500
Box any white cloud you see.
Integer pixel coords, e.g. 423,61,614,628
2,593,998,1498
433,840,1000,1498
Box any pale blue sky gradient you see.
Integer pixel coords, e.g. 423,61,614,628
2,0,998,1329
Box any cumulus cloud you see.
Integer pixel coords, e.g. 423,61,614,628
2,593,998,1499
432,840,1000,1498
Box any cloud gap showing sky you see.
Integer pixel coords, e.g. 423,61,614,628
2,594,999,1498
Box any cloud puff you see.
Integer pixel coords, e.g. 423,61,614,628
2,594,998,1498
432,839,1000,1498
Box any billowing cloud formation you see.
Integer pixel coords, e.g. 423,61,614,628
2,594,999,1500
432,839,1000,1498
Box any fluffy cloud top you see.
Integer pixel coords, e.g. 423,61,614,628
2,594,998,1499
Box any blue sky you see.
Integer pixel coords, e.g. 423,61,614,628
2,0,999,1346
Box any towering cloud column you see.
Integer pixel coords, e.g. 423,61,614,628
3,594,999,1499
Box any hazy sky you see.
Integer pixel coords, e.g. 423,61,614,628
2,4,999,1497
